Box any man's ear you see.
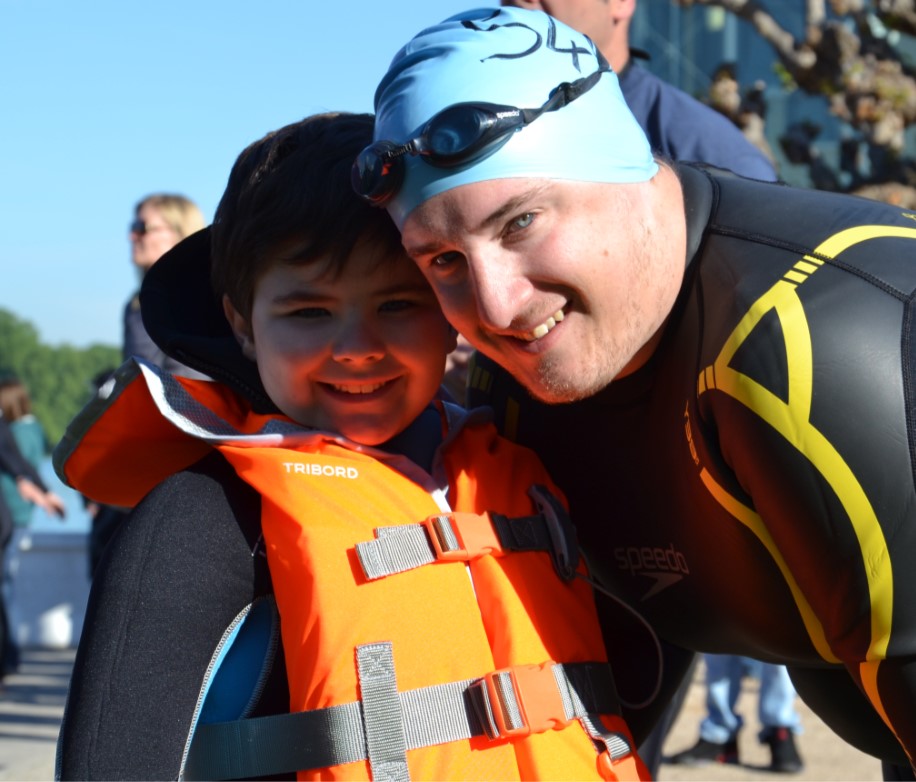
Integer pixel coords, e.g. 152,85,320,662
222,295,257,361
612,0,636,23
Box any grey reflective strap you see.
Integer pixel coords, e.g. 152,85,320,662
356,525,435,580
356,514,487,580
356,505,579,583
184,660,618,780
579,711,635,762
553,664,633,760
400,678,480,748
357,643,410,782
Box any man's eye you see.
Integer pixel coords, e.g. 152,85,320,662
508,212,534,233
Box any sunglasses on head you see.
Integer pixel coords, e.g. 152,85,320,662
352,59,611,207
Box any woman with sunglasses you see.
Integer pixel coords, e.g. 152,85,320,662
82,195,213,580
125,194,208,378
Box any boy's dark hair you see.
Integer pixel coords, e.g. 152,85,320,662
211,112,404,318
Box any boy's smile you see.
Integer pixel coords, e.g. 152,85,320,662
225,241,457,445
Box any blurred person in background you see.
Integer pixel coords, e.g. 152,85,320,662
126,194,209,378
81,195,212,574
0,377,64,681
666,654,803,773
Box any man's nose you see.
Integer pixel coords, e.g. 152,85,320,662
467,251,531,331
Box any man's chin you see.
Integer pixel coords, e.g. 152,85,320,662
511,363,604,405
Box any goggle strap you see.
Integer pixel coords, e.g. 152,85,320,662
549,66,607,108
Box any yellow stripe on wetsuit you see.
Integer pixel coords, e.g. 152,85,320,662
697,224,916,730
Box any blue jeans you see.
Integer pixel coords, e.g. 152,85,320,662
1,527,29,673
699,654,802,743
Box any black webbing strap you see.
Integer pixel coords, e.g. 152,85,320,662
183,700,369,780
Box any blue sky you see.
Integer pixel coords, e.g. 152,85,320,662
1,0,475,348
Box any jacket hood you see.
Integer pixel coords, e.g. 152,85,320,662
139,227,279,413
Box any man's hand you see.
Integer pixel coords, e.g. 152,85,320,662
16,477,67,519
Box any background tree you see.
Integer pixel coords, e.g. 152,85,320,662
0,308,120,447
674,0,916,205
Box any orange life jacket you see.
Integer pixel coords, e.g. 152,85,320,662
56,360,650,781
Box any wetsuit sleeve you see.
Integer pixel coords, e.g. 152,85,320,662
57,452,288,781
700,319,916,765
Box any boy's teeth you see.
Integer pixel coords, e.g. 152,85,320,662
333,382,385,394
524,309,565,342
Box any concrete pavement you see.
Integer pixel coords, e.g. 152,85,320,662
0,648,72,781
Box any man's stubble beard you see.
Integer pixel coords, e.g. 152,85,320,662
523,208,661,405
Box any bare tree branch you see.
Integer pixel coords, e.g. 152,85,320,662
672,0,916,152
680,0,816,67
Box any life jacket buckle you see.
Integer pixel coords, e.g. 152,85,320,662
470,662,571,740
423,512,504,562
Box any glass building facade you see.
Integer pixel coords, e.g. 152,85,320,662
629,1,916,188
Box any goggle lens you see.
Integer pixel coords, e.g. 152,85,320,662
351,141,406,206
424,104,517,164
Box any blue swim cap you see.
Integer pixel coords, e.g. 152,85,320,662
373,6,658,228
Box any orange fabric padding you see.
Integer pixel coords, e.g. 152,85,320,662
58,364,296,508
219,424,646,780
60,373,210,507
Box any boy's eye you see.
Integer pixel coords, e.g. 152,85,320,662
291,306,330,319
380,299,414,313
431,251,463,269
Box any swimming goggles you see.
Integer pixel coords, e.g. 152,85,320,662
352,59,611,207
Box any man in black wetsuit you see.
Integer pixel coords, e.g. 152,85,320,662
354,6,916,770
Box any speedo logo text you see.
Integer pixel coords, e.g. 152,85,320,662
614,544,689,600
